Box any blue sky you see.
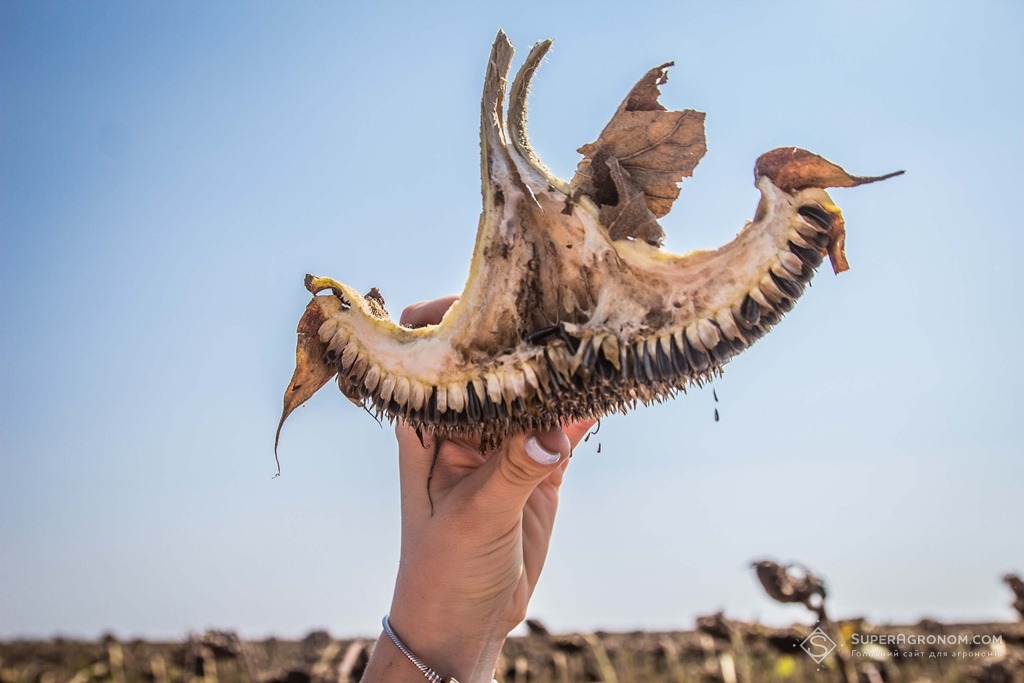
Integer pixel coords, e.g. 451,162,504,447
1,1,1021,639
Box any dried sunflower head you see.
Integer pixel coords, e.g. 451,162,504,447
276,32,901,469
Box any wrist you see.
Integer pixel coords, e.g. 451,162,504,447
387,549,524,672
385,606,507,683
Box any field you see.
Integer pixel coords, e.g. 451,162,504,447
3,618,1022,683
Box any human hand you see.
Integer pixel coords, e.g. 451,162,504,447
362,296,596,683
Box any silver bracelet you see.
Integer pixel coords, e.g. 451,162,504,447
381,614,455,683
381,614,499,683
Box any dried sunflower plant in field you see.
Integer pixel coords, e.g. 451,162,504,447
276,31,901,472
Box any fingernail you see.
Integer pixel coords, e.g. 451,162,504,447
525,436,560,465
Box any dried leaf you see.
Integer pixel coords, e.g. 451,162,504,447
275,297,339,474
572,62,706,220
599,156,665,246
826,209,850,274
755,147,904,193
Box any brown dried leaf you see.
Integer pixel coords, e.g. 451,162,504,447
572,62,706,221
599,156,665,246
275,297,339,474
755,147,904,193
827,210,850,275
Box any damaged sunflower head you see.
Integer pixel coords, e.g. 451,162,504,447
276,32,902,469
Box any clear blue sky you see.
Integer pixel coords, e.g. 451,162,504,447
1,1,1021,640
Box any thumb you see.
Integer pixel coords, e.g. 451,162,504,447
474,430,571,513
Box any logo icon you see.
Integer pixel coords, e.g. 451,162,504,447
800,626,838,665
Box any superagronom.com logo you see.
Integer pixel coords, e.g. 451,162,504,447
799,626,839,668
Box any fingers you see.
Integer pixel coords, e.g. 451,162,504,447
399,416,599,511
394,423,436,502
472,429,571,515
396,421,489,515
400,296,459,327
520,475,564,591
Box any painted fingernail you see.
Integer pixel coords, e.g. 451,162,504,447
525,436,560,465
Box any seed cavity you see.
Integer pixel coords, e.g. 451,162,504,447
683,326,711,373
393,376,411,408
798,204,834,231
778,252,805,277
770,269,804,299
318,318,339,343
696,318,721,351
789,240,824,268
739,295,761,327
